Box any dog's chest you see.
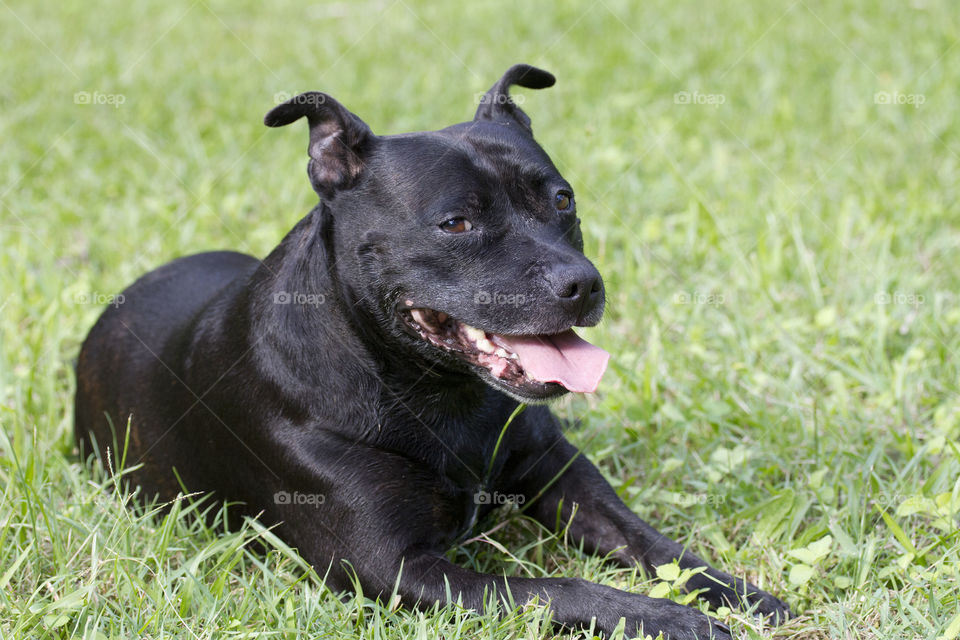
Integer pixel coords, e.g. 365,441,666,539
391,419,510,489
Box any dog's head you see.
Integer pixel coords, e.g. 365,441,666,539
265,65,608,402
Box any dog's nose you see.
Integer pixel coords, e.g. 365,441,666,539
549,263,604,323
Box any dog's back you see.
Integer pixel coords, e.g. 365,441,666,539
75,250,258,497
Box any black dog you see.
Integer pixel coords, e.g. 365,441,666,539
75,64,789,639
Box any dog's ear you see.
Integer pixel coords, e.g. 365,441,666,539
474,64,556,133
265,92,373,197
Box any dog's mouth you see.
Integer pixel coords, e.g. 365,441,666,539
399,307,609,396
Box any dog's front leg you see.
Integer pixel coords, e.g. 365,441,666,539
384,552,730,639
276,447,728,640
508,434,791,623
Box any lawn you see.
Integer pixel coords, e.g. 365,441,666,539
1,0,959,638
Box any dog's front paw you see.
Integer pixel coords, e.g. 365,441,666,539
688,571,792,624
586,588,730,640
745,585,791,623
622,598,731,640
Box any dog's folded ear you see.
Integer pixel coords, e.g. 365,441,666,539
474,64,556,133
265,92,373,198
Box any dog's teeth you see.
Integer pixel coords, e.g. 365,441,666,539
411,309,440,331
476,338,496,354
488,359,508,377
463,325,486,341
495,348,509,359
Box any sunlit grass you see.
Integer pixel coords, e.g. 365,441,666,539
2,0,959,637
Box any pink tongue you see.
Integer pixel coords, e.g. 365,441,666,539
495,330,610,393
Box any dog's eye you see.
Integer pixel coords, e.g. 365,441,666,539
555,191,574,211
439,217,473,233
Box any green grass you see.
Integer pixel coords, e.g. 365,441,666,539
2,0,959,637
